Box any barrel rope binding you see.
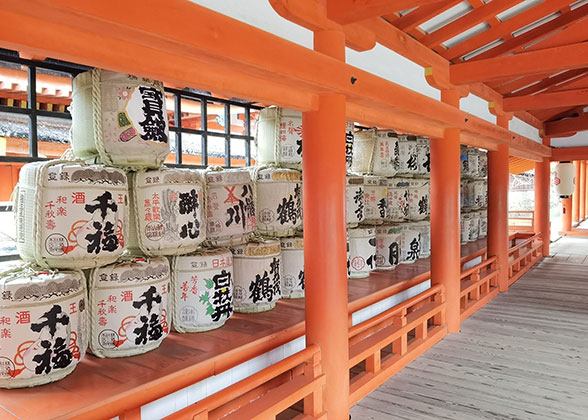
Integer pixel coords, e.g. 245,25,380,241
91,68,114,167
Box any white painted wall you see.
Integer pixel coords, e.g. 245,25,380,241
190,0,541,143
552,132,588,148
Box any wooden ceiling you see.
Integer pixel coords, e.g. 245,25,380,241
329,0,588,138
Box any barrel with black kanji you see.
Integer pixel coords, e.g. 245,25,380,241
375,224,402,270
128,168,205,256
230,240,282,313
71,69,170,169
398,134,419,176
461,212,472,245
280,237,304,299
414,220,431,258
352,129,399,176
399,223,421,264
469,212,480,242
416,136,431,177
15,161,128,269
363,176,388,224
255,106,302,168
204,169,256,246
0,265,87,388
387,178,409,222
254,168,302,237
88,257,170,358
346,175,365,226
479,209,488,238
348,226,376,278
171,248,233,332
406,179,430,221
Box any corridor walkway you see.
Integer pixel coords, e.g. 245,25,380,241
350,237,588,420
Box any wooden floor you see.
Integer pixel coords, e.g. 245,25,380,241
351,237,588,420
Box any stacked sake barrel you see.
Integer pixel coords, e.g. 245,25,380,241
346,129,432,278
460,146,489,244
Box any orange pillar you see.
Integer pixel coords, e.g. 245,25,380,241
487,116,510,292
580,160,586,222
303,29,348,419
572,161,580,224
534,138,550,256
562,197,573,232
431,89,461,334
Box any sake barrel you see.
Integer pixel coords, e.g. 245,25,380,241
346,175,365,226
460,145,470,177
461,213,472,245
348,227,376,278
467,147,480,178
469,212,480,242
205,169,256,246
172,248,233,333
345,122,355,172
400,223,421,264
462,179,475,209
255,107,302,167
398,134,419,176
387,178,409,222
364,176,388,223
255,168,302,237
483,179,489,207
472,180,486,209
414,220,431,258
231,240,282,313
0,266,87,388
15,161,128,269
351,129,400,177
280,237,304,299
416,136,430,177
460,181,466,209
128,168,205,256
479,209,488,238
375,224,402,270
479,151,488,178
71,69,170,169
89,257,170,358
407,179,430,221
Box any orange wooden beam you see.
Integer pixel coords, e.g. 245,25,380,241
326,0,441,25
420,0,517,48
507,69,588,98
391,0,461,32
525,17,588,53
551,146,588,161
545,114,588,137
451,42,588,84
443,0,573,61
503,88,588,112
473,3,588,61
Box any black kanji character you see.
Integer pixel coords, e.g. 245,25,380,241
147,313,163,342
180,220,200,239
31,305,69,338
85,221,103,254
51,337,73,369
378,197,387,218
407,153,418,171
418,195,429,215
101,221,119,252
33,340,52,374
389,242,399,266
249,270,271,303
424,152,430,172
298,270,305,290
179,189,199,215
211,270,232,322
85,191,117,219
133,315,149,345
137,86,167,143
277,196,297,225
407,235,421,261
353,187,364,220
132,286,162,312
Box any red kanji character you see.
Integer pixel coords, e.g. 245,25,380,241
212,259,219,268
181,292,187,301
45,210,55,218
223,186,240,204
162,284,167,295
98,308,106,316
145,213,153,222
168,191,177,202
0,316,10,325
98,317,108,327
57,195,67,204
107,295,117,303
69,302,77,314
153,213,161,221
46,219,56,230
45,201,55,210
16,311,30,324
144,199,151,207
98,300,106,308
57,207,67,217
108,305,117,314
152,206,160,215
118,193,124,205
72,192,86,204
0,328,11,339
180,281,188,292
121,290,133,302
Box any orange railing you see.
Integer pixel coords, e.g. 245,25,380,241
347,284,447,406
508,232,543,287
508,210,535,232
164,345,325,420
460,256,499,321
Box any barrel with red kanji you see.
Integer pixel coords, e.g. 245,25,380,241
348,226,376,278
205,169,256,246
71,69,170,169
15,161,128,269
0,265,87,388
88,257,170,358
255,106,303,168
352,129,399,176
280,237,304,299
230,240,282,313
128,168,205,256
171,248,233,333
363,176,388,223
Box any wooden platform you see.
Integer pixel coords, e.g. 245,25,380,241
350,241,588,420
0,239,488,420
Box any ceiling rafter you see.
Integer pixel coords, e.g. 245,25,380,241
388,0,462,33
492,72,555,96
443,0,572,61
420,0,522,48
326,0,441,25
545,113,588,136
524,16,588,52
503,88,588,111
532,105,583,122
472,3,588,61
507,68,588,97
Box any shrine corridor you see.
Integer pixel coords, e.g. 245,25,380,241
350,237,588,420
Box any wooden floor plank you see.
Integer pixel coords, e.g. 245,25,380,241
351,237,588,420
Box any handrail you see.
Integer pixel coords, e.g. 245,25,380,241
164,345,324,419
460,256,497,279
508,232,541,256
509,210,535,231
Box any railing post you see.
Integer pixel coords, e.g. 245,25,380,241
573,161,580,224
562,197,573,233
534,141,551,256
431,89,462,333
488,115,510,292
303,29,349,420
581,160,586,222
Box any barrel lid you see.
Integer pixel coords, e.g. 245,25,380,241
92,256,170,287
388,178,410,188
135,167,202,185
45,163,127,187
364,175,387,186
230,239,281,257
0,265,84,304
206,169,251,185
348,226,376,238
376,224,402,235
73,69,164,91
280,237,304,249
256,167,301,182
